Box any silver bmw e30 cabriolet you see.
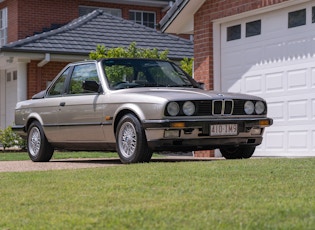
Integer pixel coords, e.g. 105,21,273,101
13,58,273,163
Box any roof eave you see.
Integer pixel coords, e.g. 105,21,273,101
160,0,206,34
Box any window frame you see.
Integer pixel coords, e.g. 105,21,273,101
129,10,156,29
79,6,122,17
288,8,306,28
0,7,8,47
246,20,261,38
226,24,241,41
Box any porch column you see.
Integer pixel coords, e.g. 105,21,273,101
16,60,29,102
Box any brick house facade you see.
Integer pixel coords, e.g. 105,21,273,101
1,0,168,43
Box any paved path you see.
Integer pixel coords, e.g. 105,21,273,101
0,157,217,173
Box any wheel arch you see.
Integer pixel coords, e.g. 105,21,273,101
25,113,44,132
114,104,144,134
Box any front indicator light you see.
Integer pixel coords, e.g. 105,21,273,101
259,119,271,126
171,122,185,128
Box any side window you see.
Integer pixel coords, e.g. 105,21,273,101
69,63,99,95
47,67,69,96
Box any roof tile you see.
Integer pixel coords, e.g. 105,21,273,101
2,10,193,59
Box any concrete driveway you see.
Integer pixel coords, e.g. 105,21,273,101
0,157,217,173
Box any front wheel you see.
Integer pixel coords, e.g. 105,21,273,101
116,114,152,164
27,121,54,162
219,146,256,159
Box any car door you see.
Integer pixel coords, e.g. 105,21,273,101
40,67,71,143
58,63,105,142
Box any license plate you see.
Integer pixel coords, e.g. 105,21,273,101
210,124,238,136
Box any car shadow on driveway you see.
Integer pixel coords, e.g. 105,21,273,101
0,157,222,173
52,156,221,164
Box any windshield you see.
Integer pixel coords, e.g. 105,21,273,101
102,59,197,90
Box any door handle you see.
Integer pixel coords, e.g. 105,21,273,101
59,102,66,106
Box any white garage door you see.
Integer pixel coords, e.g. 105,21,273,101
220,2,315,156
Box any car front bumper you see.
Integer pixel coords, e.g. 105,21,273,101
142,117,273,151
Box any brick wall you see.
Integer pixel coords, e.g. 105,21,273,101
3,0,166,43
193,0,289,157
27,61,69,99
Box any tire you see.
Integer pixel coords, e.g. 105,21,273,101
116,114,152,164
219,146,256,159
27,121,54,162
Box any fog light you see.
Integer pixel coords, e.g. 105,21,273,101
164,130,180,138
251,128,262,135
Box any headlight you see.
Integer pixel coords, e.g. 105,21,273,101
244,101,255,115
167,102,180,116
255,101,265,115
183,101,195,116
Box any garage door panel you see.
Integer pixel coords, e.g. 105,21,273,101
266,72,285,92
288,131,308,150
244,75,263,94
288,99,308,120
264,130,286,150
220,2,315,156
287,69,308,90
311,68,315,87
268,101,285,121
224,79,241,93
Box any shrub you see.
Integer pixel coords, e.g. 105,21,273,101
0,126,26,151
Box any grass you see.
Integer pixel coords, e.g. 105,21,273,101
0,151,118,161
0,157,314,229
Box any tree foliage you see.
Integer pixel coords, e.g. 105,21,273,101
89,42,169,60
89,42,194,77
180,57,194,76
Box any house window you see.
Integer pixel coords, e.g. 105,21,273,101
6,72,11,82
246,20,261,37
288,9,306,28
227,24,241,41
79,6,122,17
0,7,8,47
13,71,17,81
312,7,315,23
129,11,156,28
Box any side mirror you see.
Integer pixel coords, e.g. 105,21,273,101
32,90,46,99
198,82,205,90
82,80,102,93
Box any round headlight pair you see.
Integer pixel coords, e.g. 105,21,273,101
244,101,265,115
167,101,195,116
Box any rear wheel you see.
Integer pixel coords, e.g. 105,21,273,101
27,121,54,162
116,114,152,164
219,146,255,159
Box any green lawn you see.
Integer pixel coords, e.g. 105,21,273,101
0,151,118,161
0,157,314,229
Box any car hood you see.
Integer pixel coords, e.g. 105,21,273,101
110,87,264,102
